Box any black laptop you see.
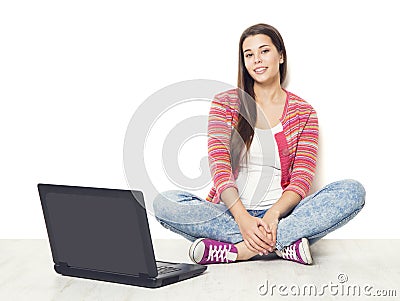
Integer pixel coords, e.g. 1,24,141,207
37,184,207,288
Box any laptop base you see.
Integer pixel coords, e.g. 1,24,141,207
55,261,207,288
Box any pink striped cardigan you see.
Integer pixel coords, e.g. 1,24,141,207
206,88,318,204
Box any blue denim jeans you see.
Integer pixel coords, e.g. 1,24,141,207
152,179,365,251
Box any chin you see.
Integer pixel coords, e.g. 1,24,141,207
252,74,278,86
253,77,271,85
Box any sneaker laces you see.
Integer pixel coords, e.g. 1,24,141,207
206,244,232,263
280,244,298,260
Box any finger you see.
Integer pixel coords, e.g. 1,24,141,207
271,224,277,246
267,232,274,246
258,219,272,234
254,228,270,246
248,238,264,253
251,234,268,252
266,225,276,248
255,227,274,248
251,233,273,253
248,236,267,253
258,226,270,251
244,239,259,254
258,225,267,237
257,222,271,237
243,225,268,251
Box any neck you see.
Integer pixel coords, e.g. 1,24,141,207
253,79,285,105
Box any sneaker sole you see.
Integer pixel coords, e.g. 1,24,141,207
189,238,206,264
300,238,313,264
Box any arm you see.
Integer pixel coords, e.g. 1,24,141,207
284,108,319,198
208,94,273,253
207,95,238,201
262,108,319,246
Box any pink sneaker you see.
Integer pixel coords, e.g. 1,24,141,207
275,238,313,265
189,238,238,264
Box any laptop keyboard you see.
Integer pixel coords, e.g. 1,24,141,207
157,265,182,275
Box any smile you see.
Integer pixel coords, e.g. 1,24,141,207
254,67,267,74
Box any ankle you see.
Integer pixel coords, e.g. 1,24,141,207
235,242,258,261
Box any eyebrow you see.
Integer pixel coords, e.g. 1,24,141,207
243,44,270,53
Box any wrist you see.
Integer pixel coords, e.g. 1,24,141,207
264,208,281,220
233,210,249,223
224,196,249,222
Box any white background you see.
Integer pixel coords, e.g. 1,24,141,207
1,0,399,239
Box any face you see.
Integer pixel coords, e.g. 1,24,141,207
242,34,284,85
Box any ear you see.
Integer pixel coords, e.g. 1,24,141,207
279,53,284,64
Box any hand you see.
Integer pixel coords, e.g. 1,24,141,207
258,225,274,248
261,209,280,248
235,213,275,254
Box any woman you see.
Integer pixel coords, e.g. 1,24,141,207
153,23,365,265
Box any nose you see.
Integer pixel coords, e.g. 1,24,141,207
254,54,262,64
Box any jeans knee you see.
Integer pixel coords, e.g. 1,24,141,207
153,191,171,218
153,190,186,218
341,179,366,211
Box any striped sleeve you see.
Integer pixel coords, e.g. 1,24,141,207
284,108,319,199
207,95,238,203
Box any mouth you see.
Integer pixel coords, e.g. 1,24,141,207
254,67,267,74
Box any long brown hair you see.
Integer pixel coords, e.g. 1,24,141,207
230,23,288,173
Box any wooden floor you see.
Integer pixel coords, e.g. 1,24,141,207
0,239,399,300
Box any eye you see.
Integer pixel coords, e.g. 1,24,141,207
261,49,270,54
245,53,253,58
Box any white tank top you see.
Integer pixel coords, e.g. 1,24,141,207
235,122,283,210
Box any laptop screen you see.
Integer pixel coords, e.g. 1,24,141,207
40,186,157,276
